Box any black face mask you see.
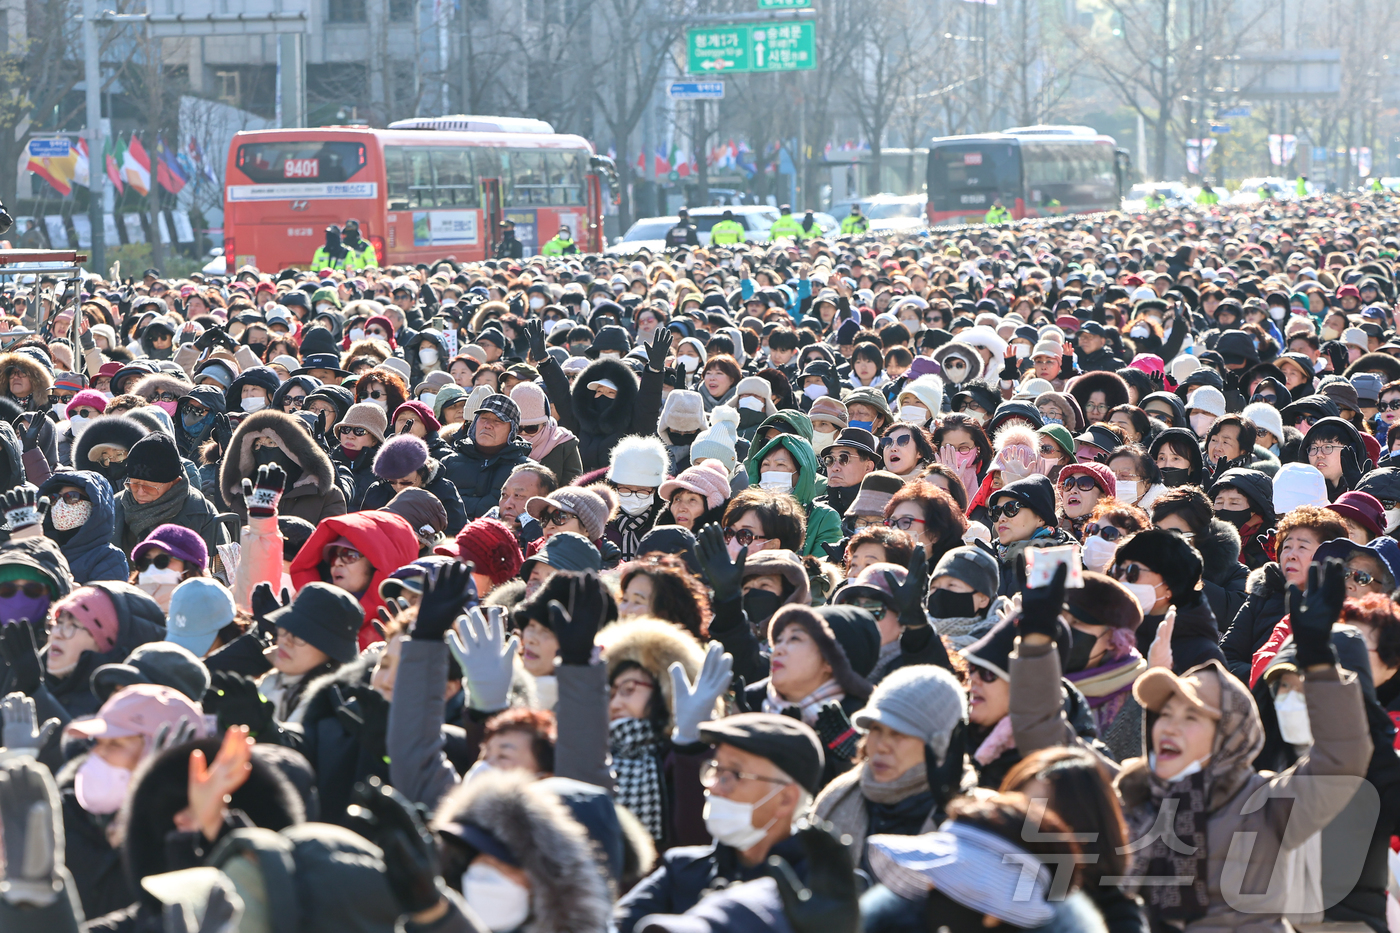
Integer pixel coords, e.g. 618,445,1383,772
927,587,978,619
103,461,128,486
1064,627,1100,674
1216,507,1253,529
1160,466,1192,487
246,342,267,359
743,589,782,627
253,445,303,487
668,430,699,447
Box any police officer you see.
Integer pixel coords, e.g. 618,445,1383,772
1195,182,1220,205
798,210,821,240
710,209,746,245
341,219,379,269
1144,190,1165,210
310,225,349,271
541,225,578,256
496,219,524,259
840,204,868,234
984,198,1010,224
665,209,700,249
767,204,803,241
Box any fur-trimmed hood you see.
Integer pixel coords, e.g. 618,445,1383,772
1246,561,1286,599
0,350,53,403
74,415,150,472
598,617,710,731
220,409,337,501
130,371,193,404
432,769,612,933
1197,517,1242,581
572,357,640,435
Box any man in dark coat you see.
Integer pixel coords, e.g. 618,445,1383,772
442,394,533,521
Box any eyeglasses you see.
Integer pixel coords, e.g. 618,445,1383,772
1037,443,1061,457
1308,443,1343,458
540,509,578,527
153,392,181,403
1084,523,1124,542
50,394,76,406
1347,569,1377,586
850,515,885,530
276,628,308,649
337,426,370,438
722,526,773,547
699,760,793,790
1115,562,1151,584
327,546,364,565
879,434,914,450
946,443,976,455
850,597,891,616
970,665,1000,683
0,581,47,599
283,395,306,409
51,616,86,639
1379,399,1400,412
1060,475,1101,492
821,452,860,468
126,479,168,496
609,678,654,702
988,500,1024,520
56,490,90,506
134,552,177,572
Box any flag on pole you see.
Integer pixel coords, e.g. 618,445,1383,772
25,138,78,196
188,136,218,185
123,134,152,196
156,137,188,194
106,136,125,194
73,138,90,188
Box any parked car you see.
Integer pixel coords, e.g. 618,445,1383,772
1123,181,1191,211
606,205,783,254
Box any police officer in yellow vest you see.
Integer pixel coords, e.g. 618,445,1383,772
541,225,578,256
310,225,349,271
340,219,379,269
1296,175,1308,198
768,204,803,241
840,205,869,234
1371,176,1384,193
1144,191,1165,209
1195,182,1220,205
984,198,1011,224
710,209,746,245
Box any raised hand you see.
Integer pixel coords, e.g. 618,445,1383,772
412,560,476,642
348,777,443,915
768,822,859,933
0,756,65,907
669,642,733,745
524,320,547,363
250,583,290,643
0,692,58,753
645,324,670,372
547,571,612,666
1,486,48,531
152,716,200,753
938,444,981,493
883,546,929,630
998,445,1036,482
186,726,254,841
1289,557,1347,669
695,523,746,603
242,462,286,519
1147,607,1175,671
0,621,44,696
447,607,518,711
1017,561,1068,640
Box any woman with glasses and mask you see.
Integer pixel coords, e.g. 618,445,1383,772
329,401,388,510
36,470,127,584
127,523,207,612
879,422,935,482
510,381,582,486
1055,462,1116,542
1112,528,1227,675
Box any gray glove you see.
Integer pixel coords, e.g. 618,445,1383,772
0,755,63,907
161,874,243,933
668,642,734,745
152,716,200,754
447,607,519,712
0,693,58,755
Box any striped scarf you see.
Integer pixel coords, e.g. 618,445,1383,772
764,678,844,726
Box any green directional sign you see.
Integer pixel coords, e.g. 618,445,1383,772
686,22,816,74
758,0,811,8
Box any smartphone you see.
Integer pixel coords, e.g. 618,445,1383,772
1024,544,1084,590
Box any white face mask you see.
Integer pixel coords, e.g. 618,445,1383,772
803,384,828,400
68,414,91,438
738,396,765,412
1268,305,1287,322
1081,535,1118,573
1149,752,1209,783
462,862,531,932
943,362,969,383
759,471,793,492
349,327,366,341
1274,690,1313,746
961,409,987,425
703,786,783,851
316,302,333,313
898,405,929,426
529,296,545,310
139,566,182,587
1116,480,1139,502
1189,414,1215,437
600,351,622,360
1125,580,1163,615
616,491,654,516
241,396,267,413
1321,327,1341,342
541,319,559,335
678,354,700,372
1385,507,1400,534
419,346,440,365
1130,326,1150,339
811,430,837,451
420,393,437,408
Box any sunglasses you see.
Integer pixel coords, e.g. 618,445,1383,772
71,407,98,419
283,395,306,409
154,392,181,403
337,426,370,437
879,434,914,450
722,526,771,546
821,452,859,468
327,546,364,564
988,500,1024,521
0,581,47,598
540,509,578,527
520,423,542,436
1037,443,1061,457
1347,569,1377,586
1115,562,1150,584
970,665,1000,683
133,552,177,572
56,490,90,506
849,597,890,617
1251,393,1279,406
1060,475,1101,492
1084,523,1123,542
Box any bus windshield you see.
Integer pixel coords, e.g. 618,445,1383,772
927,144,1020,214
235,141,368,184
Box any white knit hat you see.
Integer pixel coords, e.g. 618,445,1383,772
690,407,739,473
1169,353,1201,384
1243,401,1284,446
1186,386,1227,418
1273,462,1329,513
607,435,669,488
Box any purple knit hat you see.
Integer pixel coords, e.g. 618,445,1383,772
373,434,430,480
132,523,208,572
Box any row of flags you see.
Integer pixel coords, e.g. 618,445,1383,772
25,133,219,199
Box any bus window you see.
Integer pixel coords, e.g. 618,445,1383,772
927,145,1020,213
549,151,586,205
508,150,549,206
406,148,435,208
385,147,409,211
235,141,367,184
432,148,478,207
473,147,502,180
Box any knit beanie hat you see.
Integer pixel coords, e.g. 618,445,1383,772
510,382,550,426
133,524,209,572
526,486,618,541
658,389,707,434
125,432,182,484
265,582,363,663
930,545,1000,598
373,434,429,481
1272,462,1329,513
1243,401,1285,445
452,518,524,585
341,402,388,443
608,435,669,488
853,665,967,765
845,470,905,518
808,396,849,429
690,408,739,473
391,400,441,434
767,604,876,699
67,389,108,419
1186,386,1227,418
53,586,119,653
166,577,236,657
659,460,731,511
989,475,1058,527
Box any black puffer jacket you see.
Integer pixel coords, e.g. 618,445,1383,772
1219,562,1288,684
1197,517,1249,633
1137,593,1226,675
540,356,663,472
441,432,533,522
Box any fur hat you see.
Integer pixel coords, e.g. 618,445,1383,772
733,376,777,416
1113,528,1202,604
767,604,877,698
658,389,707,435
340,402,388,443
373,434,429,480
598,617,711,731
659,460,731,511
1064,571,1143,635
1243,401,1285,445
608,435,669,489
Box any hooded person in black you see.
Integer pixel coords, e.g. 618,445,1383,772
37,470,128,584
1112,528,1226,674
74,415,148,492
219,409,347,525
1300,416,1373,501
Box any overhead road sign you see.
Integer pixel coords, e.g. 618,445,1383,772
687,22,816,74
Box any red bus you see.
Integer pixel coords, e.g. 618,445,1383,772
223,116,616,270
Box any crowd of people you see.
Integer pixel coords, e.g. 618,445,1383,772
1,191,1400,933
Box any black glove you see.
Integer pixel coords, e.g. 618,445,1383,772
696,523,746,603
211,412,233,452
813,703,858,761
420,283,438,312
0,487,47,532
348,777,443,915
666,362,688,390
193,323,224,352
883,546,929,630
0,620,44,696
1340,446,1368,491
204,670,275,737
768,822,859,933
730,673,754,713
547,571,613,666
645,324,670,372
508,294,525,317
1017,561,1068,640
1288,557,1347,669
250,583,290,643
1208,456,1229,484
412,560,475,641
162,880,238,933
333,685,390,762
242,462,286,519
524,320,547,363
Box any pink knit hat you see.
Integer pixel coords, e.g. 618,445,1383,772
53,586,120,652
658,460,731,511
66,390,109,419
510,382,549,426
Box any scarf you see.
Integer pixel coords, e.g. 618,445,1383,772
859,759,930,804
119,477,189,551
972,715,1016,766
613,502,659,562
869,639,903,682
610,717,665,841
1126,769,1211,925
764,678,844,726
1066,650,1146,734
526,417,576,461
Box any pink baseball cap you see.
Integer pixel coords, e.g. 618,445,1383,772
65,683,206,741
